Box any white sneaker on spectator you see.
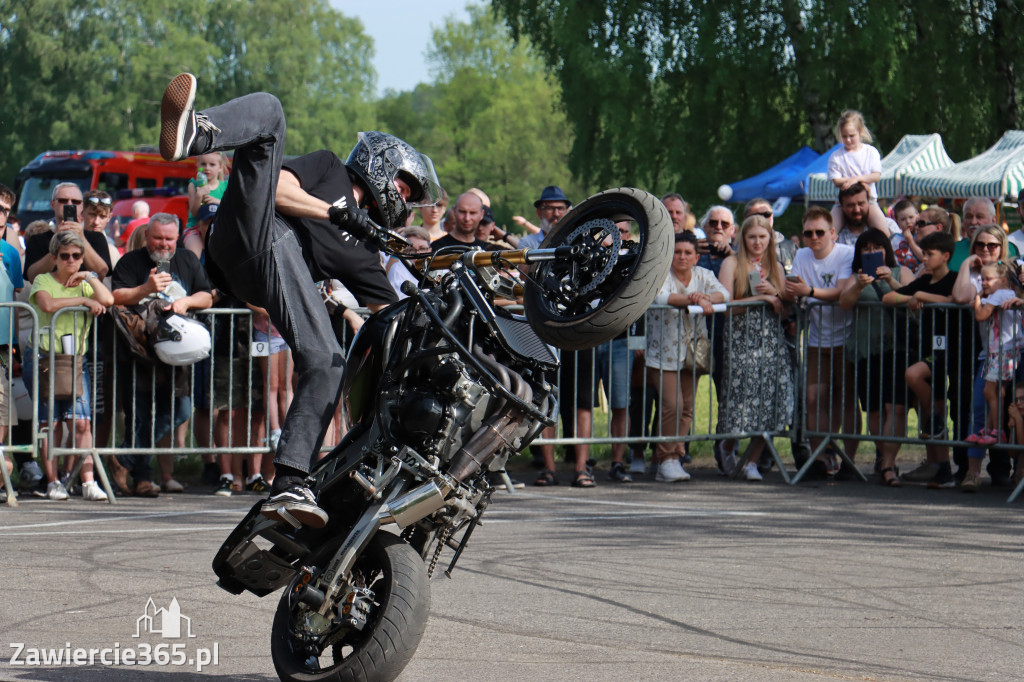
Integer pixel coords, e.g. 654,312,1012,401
82,481,109,501
743,462,763,482
161,479,185,493
655,459,691,482
47,481,69,501
628,455,646,475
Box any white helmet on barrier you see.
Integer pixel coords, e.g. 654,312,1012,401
152,314,211,366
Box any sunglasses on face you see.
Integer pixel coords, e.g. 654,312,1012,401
707,219,731,228
974,242,1001,252
55,197,83,205
86,196,112,207
914,220,937,229
748,211,773,219
802,229,827,238
58,251,84,261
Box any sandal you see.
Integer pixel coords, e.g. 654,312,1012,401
571,470,596,488
880,466,902,487
534,469,558,487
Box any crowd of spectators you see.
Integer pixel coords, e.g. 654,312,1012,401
5,130,1024,504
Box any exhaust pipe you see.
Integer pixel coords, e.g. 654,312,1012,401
378,478,454,528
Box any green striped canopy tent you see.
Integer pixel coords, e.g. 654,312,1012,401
900,130,1024,200
806,133,955,201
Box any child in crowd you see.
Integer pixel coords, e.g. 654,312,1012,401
882,232,957,441
828,110,887,234
186,152,229,232
965,262,1024,447
890,198,922,270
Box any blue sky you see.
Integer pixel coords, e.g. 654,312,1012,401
330,1,473,96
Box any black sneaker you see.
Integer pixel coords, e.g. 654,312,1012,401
261,485,329,529
607,461,633,483
160,73,198,161
246,475,270,493
213,476,233,497
927,463,956,489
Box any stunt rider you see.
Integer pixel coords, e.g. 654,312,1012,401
158,73,442,528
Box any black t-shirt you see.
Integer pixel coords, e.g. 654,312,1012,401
280,151,397,306
112,247,212,296
24,229,113,280
896,270,957,343
431,234,501,252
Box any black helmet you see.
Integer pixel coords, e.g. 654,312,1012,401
345,132,443,228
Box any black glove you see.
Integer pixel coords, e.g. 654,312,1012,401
328,205,374,241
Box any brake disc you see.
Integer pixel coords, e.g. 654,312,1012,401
562,218,620,296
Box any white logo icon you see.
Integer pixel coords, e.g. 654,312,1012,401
134,598,196,639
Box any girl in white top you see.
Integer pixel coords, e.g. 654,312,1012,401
827,110,887,233
967,262,1024,446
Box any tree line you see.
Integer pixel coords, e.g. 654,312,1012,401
4,1,1022,229
495,0,1024,210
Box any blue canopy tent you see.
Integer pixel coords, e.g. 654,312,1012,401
763,143,844,200
716,147,821,202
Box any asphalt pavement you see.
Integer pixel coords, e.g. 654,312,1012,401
0,468,1021,681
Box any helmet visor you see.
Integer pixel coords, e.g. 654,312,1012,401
402,153,443,208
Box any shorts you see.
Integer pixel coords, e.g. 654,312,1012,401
23,352,92,423
558,347,597,412
213,355,262,411
253,328,289,355
856,354,908,413
909,349,948,390
984,350,1019,382
596,338,632,409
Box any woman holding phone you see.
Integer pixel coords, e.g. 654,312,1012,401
715,215,793,480
838,230,914,485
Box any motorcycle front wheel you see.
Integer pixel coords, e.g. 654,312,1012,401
270,532,430,682
524,187,673,350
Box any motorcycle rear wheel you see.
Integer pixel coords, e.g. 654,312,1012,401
524,187,673,350
270,532,430,682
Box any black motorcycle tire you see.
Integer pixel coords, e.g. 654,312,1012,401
270,532,430,682
524,187,673,350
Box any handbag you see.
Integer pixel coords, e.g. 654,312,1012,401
682,333,711,376
38,353,85,401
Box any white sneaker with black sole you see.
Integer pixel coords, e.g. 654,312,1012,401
261,485,329,529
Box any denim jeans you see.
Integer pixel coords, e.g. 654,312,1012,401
201,93,345,474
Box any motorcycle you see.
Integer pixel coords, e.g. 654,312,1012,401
212,187,673,681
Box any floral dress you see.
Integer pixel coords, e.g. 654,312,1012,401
717,273,794,435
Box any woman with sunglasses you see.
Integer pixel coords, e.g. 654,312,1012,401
26,231,113,501
948,224,1018,489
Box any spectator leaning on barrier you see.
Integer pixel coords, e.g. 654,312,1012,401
109,212,213,498
645,231,728,482
600,222,648,483
881,231,957,486
783,206,858,479
838,230,915,486
26,231,113,501
717,215,794,481
949,224,1016,487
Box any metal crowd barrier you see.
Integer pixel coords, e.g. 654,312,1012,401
13,298,1024,504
